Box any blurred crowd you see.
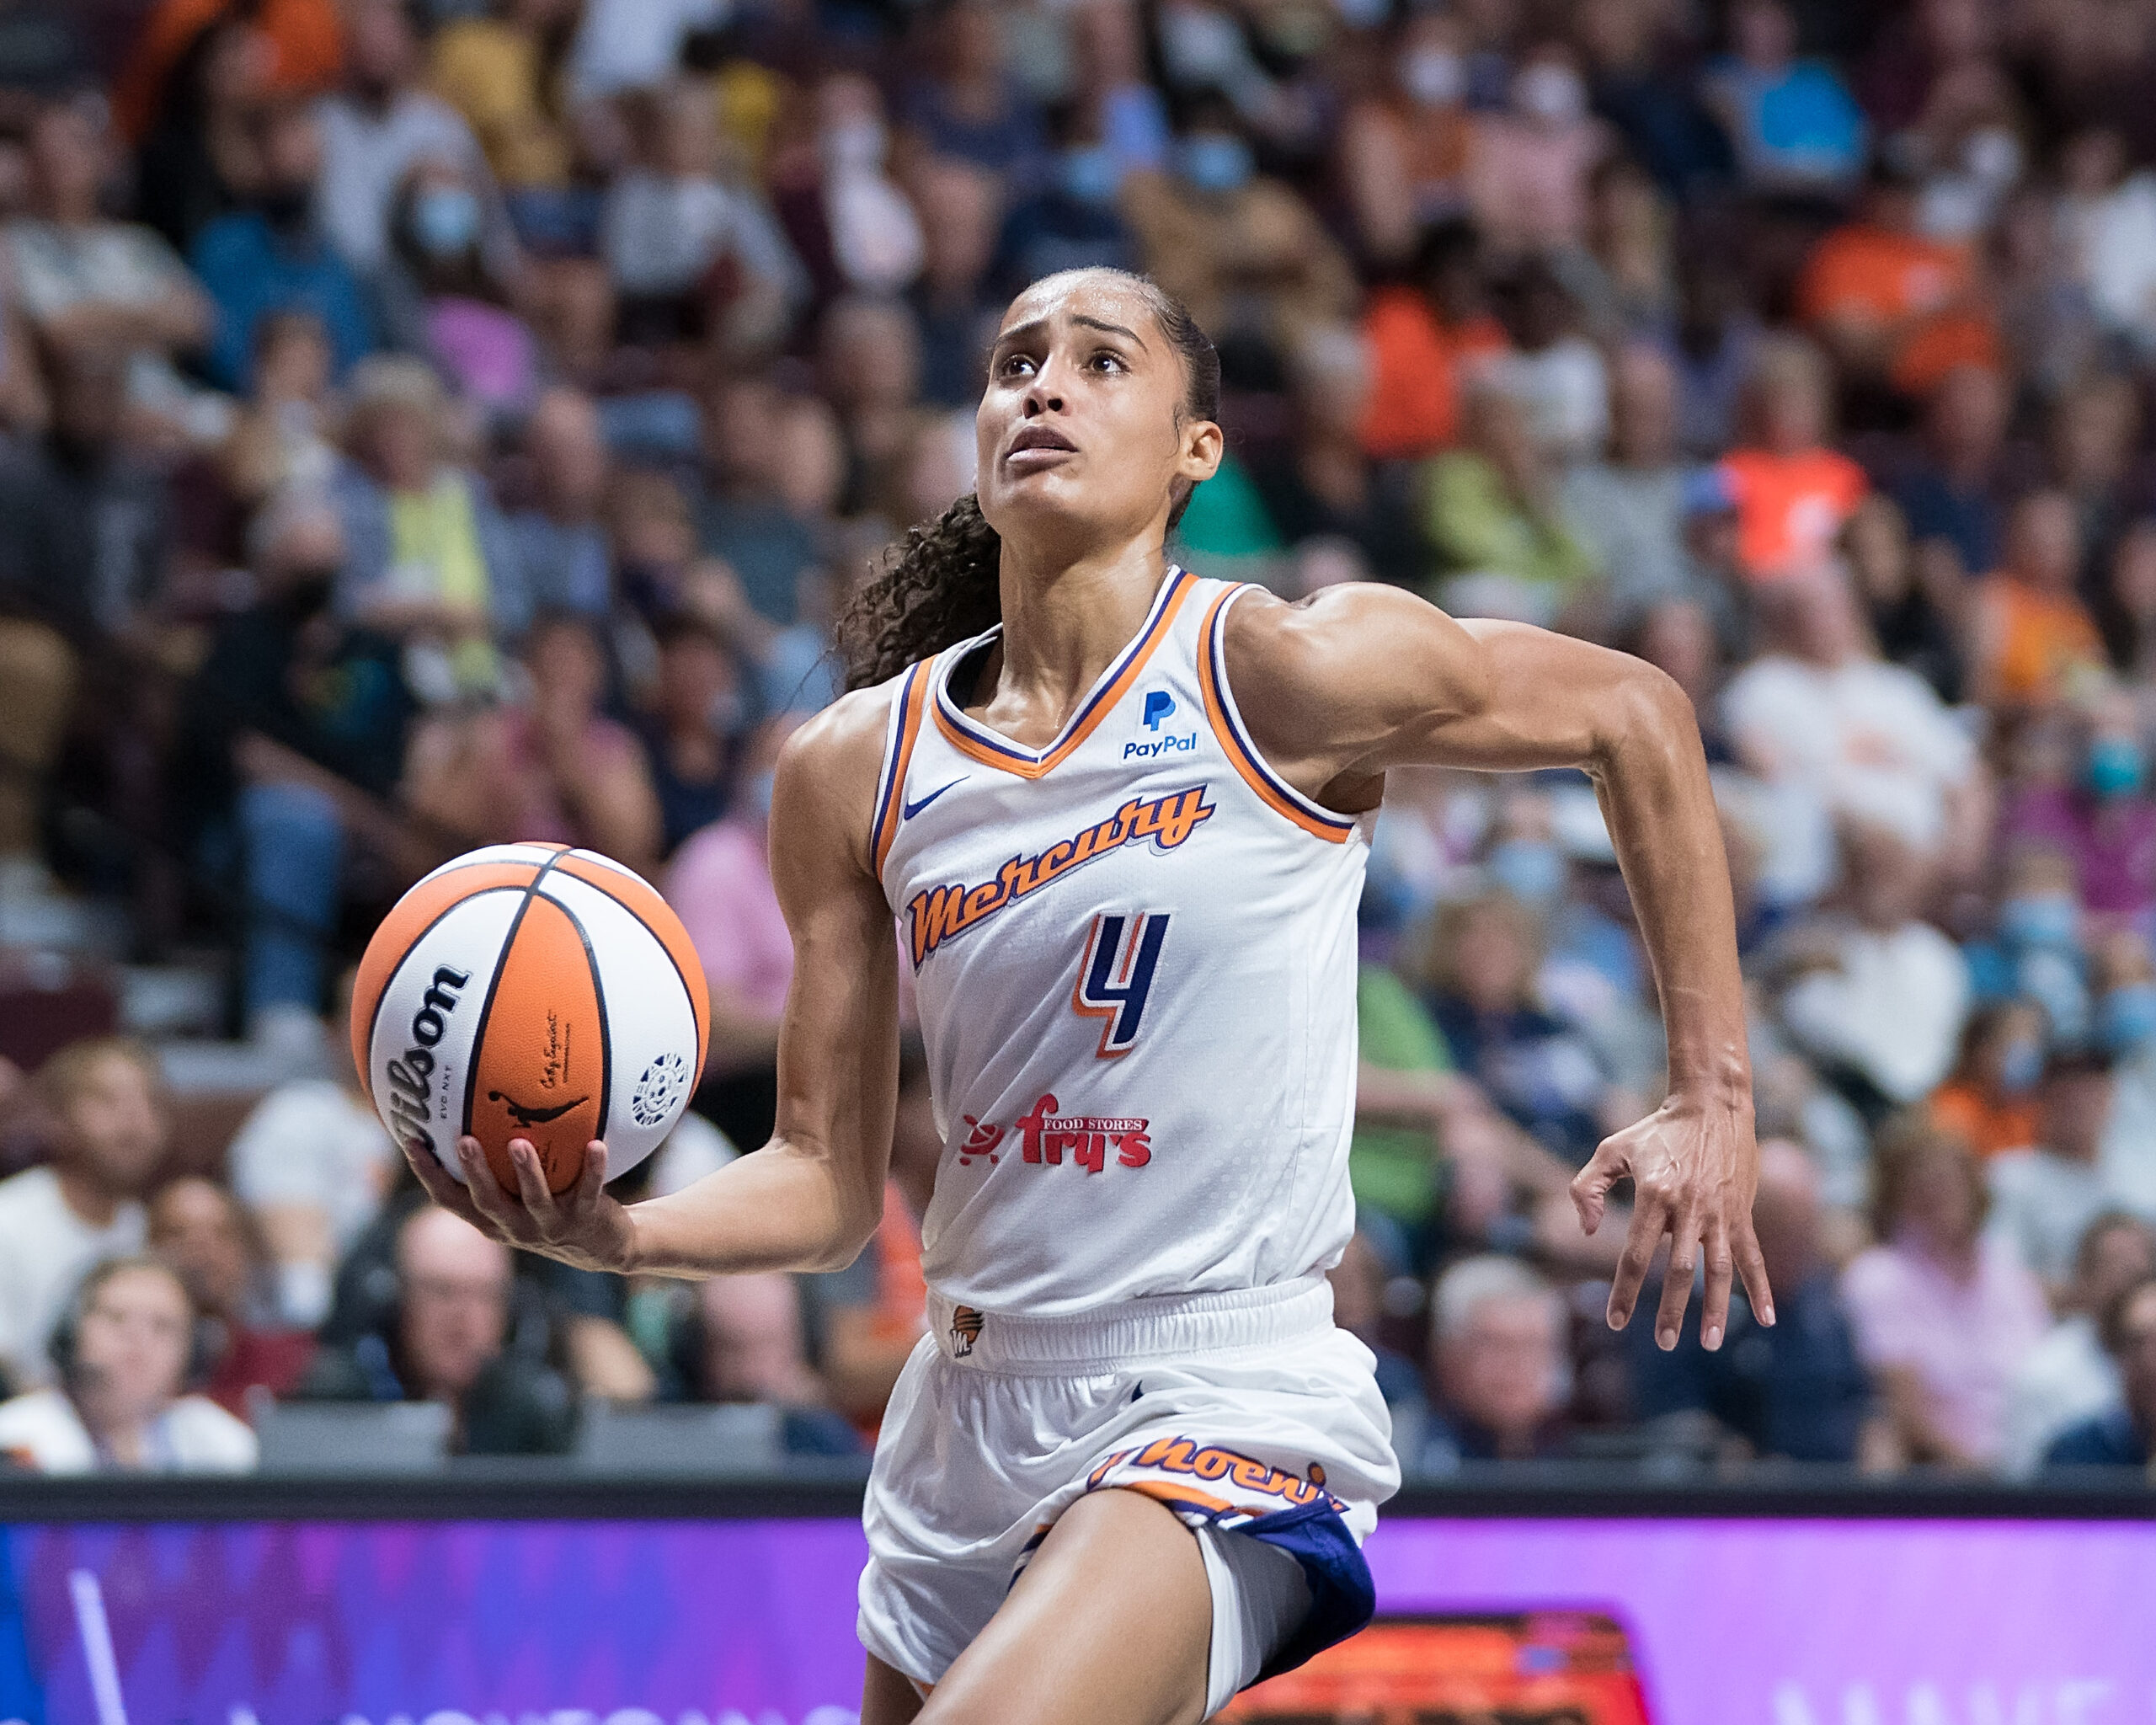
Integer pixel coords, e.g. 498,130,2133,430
0,0,2154,1479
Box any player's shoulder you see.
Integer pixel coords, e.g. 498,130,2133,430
1219,579,1461,694
780,673,907,781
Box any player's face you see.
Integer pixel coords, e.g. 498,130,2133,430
974,273,1220,546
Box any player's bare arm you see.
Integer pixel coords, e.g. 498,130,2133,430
1225,582,1774,1350
398,681,903,1279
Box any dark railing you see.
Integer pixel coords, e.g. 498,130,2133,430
2,1463,2150,1523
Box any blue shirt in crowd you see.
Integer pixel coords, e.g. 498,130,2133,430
188,211,376,394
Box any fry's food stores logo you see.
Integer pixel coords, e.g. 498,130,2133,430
955,1092,1151,1172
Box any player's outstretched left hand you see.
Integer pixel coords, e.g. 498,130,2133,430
1569,1091,1773,1352
398,1132,638,1275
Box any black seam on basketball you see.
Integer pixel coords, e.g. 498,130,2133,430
460,851,568,1140
553,862,707,1077
549,889,612,1146
363,884,531,1085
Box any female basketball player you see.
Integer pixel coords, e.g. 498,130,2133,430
402,268,1772,1722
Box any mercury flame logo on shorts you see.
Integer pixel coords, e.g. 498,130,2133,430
380,966,471,1159
949,1306,985,1357
905,786,1213,967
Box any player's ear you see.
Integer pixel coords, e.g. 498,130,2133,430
1177,417,1223,490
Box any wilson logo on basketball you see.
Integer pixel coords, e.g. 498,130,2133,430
379,965,471,1162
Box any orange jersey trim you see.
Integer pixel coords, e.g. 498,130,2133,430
871,664,931,877
1196,586,1356,845
1123,1479,1237,1516
931,569,1196,779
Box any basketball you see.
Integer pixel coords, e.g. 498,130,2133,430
351,843,710,1196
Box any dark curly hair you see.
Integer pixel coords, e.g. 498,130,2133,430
836,270,1220,692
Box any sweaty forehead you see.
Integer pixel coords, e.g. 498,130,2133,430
998,273,1155,340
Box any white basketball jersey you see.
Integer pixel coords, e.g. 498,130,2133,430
872,569,1371,1316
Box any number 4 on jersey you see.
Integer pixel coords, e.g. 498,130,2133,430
1072,912,1170,1057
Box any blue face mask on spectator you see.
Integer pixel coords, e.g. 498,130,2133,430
1060,147,1122,207
1997,1035,2043,1094
411,186,482,258
1177,135,1254,195
1999,892,2079,950
2087,735,2146,799
1486,838,1566,907
2100,982,2156,1054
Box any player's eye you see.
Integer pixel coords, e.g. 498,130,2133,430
1091,350,1127,373
998,353,1036,377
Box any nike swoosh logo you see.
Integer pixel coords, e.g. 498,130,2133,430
903,777,967,820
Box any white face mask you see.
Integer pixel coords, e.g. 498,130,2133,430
1403,46,1465,107
821,116,888,173
1962,126,2023,186
1515,62,1585,124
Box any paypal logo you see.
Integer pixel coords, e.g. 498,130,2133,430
1124,732,1198,759
1143,691,1177,730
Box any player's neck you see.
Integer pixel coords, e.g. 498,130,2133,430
990,539,1170,713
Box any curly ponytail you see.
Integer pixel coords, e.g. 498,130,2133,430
835,270,1219,693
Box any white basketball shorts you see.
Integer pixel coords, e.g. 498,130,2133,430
855,1275,1401,1713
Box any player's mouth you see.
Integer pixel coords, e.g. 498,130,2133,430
1004,424,1079,472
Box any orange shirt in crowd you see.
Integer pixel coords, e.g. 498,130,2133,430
114,0,345,144
1929,1081,2040,1159
1715,446,1870,581
1976,575,2108,705
1358,286,1506,460
1796,222,2001,396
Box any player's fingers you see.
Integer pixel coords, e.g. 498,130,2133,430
1604,1187,1668,1332
1700,1212,1736,1352
1733,1212,1777,1327
572,1140,610,1212
507,1136,555,1219
400,1135,483,1224
456,1137,523,1234
1652,1204,1700,1350
1570,1135,1626,1236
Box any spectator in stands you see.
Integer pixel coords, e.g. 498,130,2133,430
2047,373,2144,595
1465,42,1605,258
696,374,825,628
0,1258,256,1473
2003,1210,2155,1474
818,295,926,524
297,1204,575,1455
2098,518,2156,686
696,1273,863,1456
2002,694,2156,927
173,492,409,1034
1123,99,1357,367
376,157,536,416
1844,494,1962,704
1842,1115,2050,1468
1891,363,2010,585
331,355,516,696
990,114,1139,299
0,338,170,642
1968,490,2107,710
908,157,1006,414
1424,382,1597,626
1775,820,1969,1115
1479,258,1608,465
1660,252,1758,461
1560,344,1697,629
501,387,611,624
1402,1255,1573,1473
430,0,584,213
404,610,661,871
1988,1051,2122,1293
900,0,1047,188
147,1175,314,1416
226,971,394,1328
6,95,212,403
130,13,279,258
636,611,744,858
776,72,924,303
313,0,506,283
1702,0,1867,195
1358,218,1502,462
190,99,375,394
0,1039,165,1392
1929,999,2047,1161
1338,10,1474,268
2041,1274,2156,1468
669,716,797,1151
1417,891,1608,1164
1326,1230,1424,1407
1722,563,1983,895
1631,1140,1884,1464
600,78,804,353
1714,336,1868,585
